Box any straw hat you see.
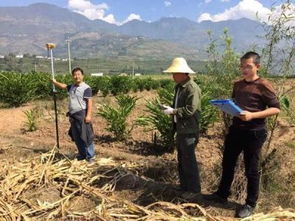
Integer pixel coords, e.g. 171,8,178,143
163,57,195,74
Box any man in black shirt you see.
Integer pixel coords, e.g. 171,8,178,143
205,52,280,218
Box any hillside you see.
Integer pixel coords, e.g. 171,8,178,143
0,3,265,59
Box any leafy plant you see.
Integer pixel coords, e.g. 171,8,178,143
137,98,175,151
23,108,41,132
97,95,138,140
199,91,219,134
86,76,111,96
109,76,134,96
0,72,37,107
262,0,295,76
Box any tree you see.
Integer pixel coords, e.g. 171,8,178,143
262,0,295,76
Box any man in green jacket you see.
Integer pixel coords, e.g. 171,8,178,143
162,57,202,194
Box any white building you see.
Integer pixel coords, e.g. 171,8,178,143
16,54,23,58
91,73,104,77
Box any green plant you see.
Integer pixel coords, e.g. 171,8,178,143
280,95,295,126
159,79,174,90
86,76,111,96
262,0,295,76
221,29,240,76
133,78,146,92
137,98,175,150
97,95,138,140
199,91,219,134
23,108,40,132
205,30,220,75
0,72,37,107
204,29,240,134
109,76,134,96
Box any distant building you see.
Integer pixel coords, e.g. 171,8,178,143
0,55,4,59
135,73,142,76
54,58,61,61
16,54,23,58
91,73,104,77
36,55,45,59
62,58,68,62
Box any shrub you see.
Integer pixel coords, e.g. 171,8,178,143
97,95,138,140
133,78,145,92
86,76,111,96
109,76,134,96
33,72,52,99
0,72,37,107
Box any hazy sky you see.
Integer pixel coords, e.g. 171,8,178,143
0,0,289,25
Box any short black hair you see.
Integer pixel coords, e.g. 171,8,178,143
72,67,84,75
240,51,260,65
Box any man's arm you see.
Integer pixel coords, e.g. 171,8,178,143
240,80,280,121
239,108,280,121
85,98,93,123
52,79,67,90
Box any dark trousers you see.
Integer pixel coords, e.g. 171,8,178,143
176,133,201,193
216,127,267,207
70,119,95,160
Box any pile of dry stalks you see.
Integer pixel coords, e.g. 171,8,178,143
0,146,294,221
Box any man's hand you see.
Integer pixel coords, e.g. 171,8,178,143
85,115,92,123
51,78,67,89
162,105,176,115
239,111,254,121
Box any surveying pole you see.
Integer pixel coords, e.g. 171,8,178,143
46,43,60,149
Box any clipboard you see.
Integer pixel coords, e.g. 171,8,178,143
210,99,243,116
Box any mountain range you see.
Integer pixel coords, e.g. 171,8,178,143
0,3,266,60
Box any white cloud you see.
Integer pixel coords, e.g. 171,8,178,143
164,1,172,7
204,0,212,3
221,0,230,2
68,0,115,23
198,0,271,23
120,13,142,25
68,0,141,25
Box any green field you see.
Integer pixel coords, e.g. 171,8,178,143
0,56,208,75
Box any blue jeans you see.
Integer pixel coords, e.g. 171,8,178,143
75,140,95,160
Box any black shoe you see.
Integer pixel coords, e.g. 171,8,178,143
235,204,254,218
203,193,228,204
76,155,85,161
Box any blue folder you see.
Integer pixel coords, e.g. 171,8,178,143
210,99,243,116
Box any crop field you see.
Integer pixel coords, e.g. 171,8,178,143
0,71,294,220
